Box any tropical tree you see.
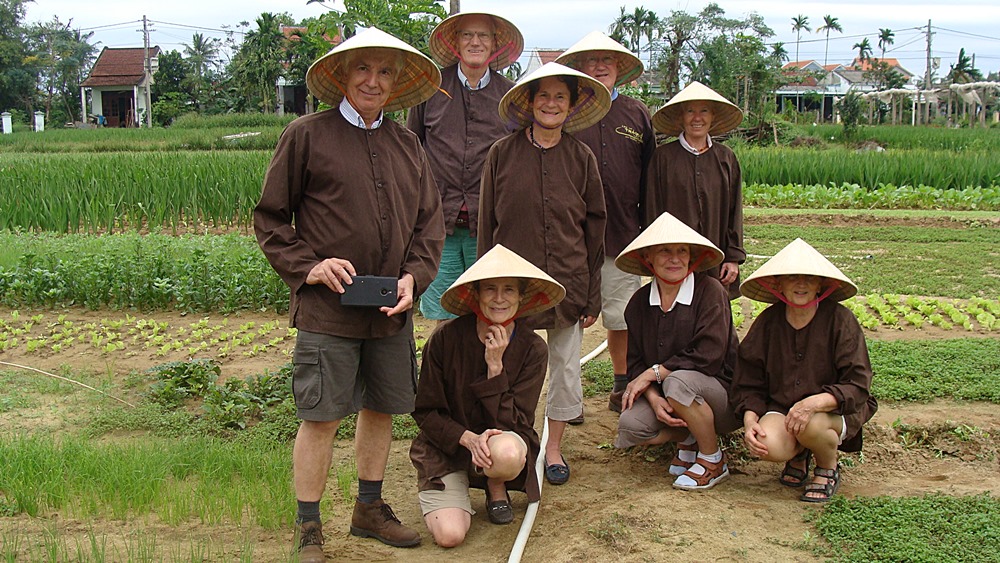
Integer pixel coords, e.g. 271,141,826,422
770,42,788,64
877,28,894,61
309,0,445,53
25,16,97,124
609,5,658,63
230,12,291,113
815,15,842,67
947,48,982,84
791,15,810,65
852,38,872,67
182,32,220,111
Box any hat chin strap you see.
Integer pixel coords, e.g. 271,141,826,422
454,285,551,328
635,250,709,286
761,281,839,309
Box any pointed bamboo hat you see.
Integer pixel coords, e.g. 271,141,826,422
615,212,724,277
306,27,442,113
740,238,858,303
498,62,611,133
555,31,643,87
651,80,744,136
428,12,524,71
441,244,566,318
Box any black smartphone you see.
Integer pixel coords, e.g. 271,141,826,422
340,275,397,307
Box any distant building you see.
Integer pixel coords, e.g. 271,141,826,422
80,47,160,127
776,59,917,121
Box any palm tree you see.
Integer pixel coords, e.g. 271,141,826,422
853,38,872,67
947,48,982,84
770,42,788,64
816,15,842,68
183,32,220,111
791,14,810,65
877,28,894,61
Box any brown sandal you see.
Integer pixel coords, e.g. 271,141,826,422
672,452,729,491
779,449,811,488
669,441,698,476
800,465,841,503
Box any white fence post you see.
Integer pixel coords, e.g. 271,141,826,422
34,111,45,132
1,112,11,134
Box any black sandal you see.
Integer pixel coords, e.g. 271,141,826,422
779,449,811,488
800,465,841,503
486,491,514,525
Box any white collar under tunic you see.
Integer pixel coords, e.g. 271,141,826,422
648,273,695,312
678,131,712,155
339,97,384,130
457,65,491,90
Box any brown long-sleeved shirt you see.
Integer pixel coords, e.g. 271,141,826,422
731,300,878,451
254,109,445,338
410,315,547,501
406,66,513,237
624,273,738,386
478,131,606,329
645,140,745,297
571,93,655,257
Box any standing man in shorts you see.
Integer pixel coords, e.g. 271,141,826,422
254,28,444,562
557,32,655,414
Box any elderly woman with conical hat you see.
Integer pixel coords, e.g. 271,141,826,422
408,13,523,325
730,239,878,502
556,32,656,415
479,62,610,486
645,81,746,300
255,27,443,561
409,244,565,546
613,212,740,491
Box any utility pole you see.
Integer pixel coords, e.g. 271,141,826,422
923,19,933,124
142,15,153,128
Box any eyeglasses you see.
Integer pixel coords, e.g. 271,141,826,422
458,30,493,42
583,55,617,67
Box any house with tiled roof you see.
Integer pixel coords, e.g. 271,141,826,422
521,49,564,77
80,46,160,127
775,59,919,121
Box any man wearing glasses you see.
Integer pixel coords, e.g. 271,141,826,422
408,13,524,325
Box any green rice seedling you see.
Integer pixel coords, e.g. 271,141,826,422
809,124,1000,151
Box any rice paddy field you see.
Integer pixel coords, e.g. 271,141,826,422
0,122,998,562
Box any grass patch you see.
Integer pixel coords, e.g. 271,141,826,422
0,433,293,528
815,493,1000,562
869,339,1000,402
582,359,614,398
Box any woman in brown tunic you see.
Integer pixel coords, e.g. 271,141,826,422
479,62,609,485
645,81,746,299
410,244,564,546
614,212,740,491
731,238,878,502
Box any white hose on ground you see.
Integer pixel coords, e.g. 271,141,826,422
507,337,609,563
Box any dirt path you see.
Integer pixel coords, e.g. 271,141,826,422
1,307,998,561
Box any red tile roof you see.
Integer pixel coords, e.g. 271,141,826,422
81,47,161,88
536,49,564,64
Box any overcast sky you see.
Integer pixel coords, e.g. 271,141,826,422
26,0,1000,78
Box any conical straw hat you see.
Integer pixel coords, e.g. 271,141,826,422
555,31,643,87
441,244,566,318
306,27,442,113
740,238,858,303
428,12,523,71
615,212,724,277
651,80,744,136
498,62,611,134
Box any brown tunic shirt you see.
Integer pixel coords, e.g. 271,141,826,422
410,315,548,501
645,140,745,298
731,300,878,451
624,272,738,386
406,66,513,237
478,131,606,329
572,93,655,257
254,109,445,338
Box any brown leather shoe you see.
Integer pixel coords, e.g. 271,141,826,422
295,521,325,563
608,390,624,413
350,498,421,547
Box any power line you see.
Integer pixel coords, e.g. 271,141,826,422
150,20,245,35
78,20,140,31
934,26,1000,43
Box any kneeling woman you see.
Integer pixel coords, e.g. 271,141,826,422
731,238,878,502
410,244,565,547
614,212,740,490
